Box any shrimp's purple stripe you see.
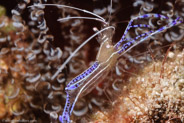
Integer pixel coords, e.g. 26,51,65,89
118,30,154,54
59,94,71,123
130,24,151,28
138,14,169,19
66,61,99,88
59,61,99,123
115,14,168,50
118,17,183,54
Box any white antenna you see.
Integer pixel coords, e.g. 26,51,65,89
107,0,113,24
57,16,108,25
28,3,106,22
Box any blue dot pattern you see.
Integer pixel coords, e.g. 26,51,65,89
117,16,183,54
115,14,169,50
66,61,99,90
59,62,99,123
59,93,71,123
118,30,154,54
129,24,151,28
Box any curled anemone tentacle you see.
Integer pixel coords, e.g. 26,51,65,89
1,0,184,123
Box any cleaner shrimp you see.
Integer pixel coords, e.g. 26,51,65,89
30,1,183,123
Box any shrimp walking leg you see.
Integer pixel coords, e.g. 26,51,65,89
117,17,183,54
115,14,169,50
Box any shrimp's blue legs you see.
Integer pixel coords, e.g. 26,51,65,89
59,62,99,123
115,14,169,50
59,94,70,123
66,62,99,90
117,16,183,54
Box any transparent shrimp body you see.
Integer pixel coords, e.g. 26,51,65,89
59,26,118,123
59,13,183,123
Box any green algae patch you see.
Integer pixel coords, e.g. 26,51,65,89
0,6,6,17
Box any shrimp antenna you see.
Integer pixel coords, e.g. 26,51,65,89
57,17,108,25
28,3,106,22
116,20,130,24
107,0,113,24
51,26,115,80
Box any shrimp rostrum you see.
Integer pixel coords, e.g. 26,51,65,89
30,3,183,123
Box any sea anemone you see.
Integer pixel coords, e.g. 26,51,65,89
0,0,183,123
